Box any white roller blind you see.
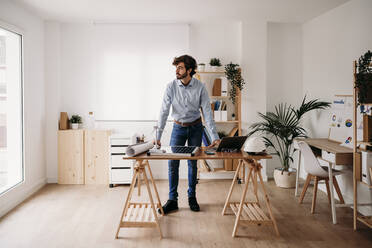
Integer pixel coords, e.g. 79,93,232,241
92,23,189,120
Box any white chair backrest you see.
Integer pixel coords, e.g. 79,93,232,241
298,141,328,177
293,139,300,150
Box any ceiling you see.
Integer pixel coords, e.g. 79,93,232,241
14,0,350,23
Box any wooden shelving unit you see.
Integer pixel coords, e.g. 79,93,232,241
196,70,225,74
195,70,243,181
352,60,372,230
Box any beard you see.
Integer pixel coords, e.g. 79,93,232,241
176,71,188,79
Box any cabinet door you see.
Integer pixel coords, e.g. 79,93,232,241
58,130,84,184
85,130,110,184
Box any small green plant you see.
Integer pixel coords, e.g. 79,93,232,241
225,62,245,104
209,58,221,67
70,115,82,124
355,50,372,106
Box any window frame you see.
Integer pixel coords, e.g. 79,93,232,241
0,20,25,196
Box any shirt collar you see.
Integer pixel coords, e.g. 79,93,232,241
177,77,194,87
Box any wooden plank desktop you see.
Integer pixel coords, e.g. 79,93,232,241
122,147,272,161
303,138,353,154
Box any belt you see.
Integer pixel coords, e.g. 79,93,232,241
174,117,202,127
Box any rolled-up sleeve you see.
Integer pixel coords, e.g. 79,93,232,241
156,84,172,140
200,85,219,141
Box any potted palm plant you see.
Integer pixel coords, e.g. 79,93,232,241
248,96,330,188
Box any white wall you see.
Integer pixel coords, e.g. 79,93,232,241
303,0,372,215
44,20,245,181
266,22,303,176
0,0,45,217
45,21,60,183
241,19,268,180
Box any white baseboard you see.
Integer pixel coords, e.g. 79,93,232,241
47,177,57,183
0,177,47,218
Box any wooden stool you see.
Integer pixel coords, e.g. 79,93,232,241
222,159,280,237
115,159,164,239
299,174,345,214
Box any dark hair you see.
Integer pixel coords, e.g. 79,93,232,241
172,55,197,77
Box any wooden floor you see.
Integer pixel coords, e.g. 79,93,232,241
0,179,371,248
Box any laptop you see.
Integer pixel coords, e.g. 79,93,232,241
208,136,248,152
147,146,200,157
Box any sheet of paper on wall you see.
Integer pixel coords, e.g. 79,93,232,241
336,127,354,149
332,97,346,110
329,96,354,128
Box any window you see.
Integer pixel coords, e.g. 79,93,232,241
0,25,24,195
90,24,189,120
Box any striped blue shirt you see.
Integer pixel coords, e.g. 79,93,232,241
157,77,219,142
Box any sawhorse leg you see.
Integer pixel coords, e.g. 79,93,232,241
115,160,164,239
222,159,280,237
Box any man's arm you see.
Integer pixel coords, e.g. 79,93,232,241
200,85,220,145
156,84,172,142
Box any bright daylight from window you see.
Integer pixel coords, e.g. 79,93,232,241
0,26,23,195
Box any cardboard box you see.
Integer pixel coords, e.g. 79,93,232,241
212,78,221,96
59,112,69,130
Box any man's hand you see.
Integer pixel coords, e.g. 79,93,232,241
153,139,161,148
207,139,221,149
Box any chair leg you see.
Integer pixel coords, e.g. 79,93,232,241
311,176,319,214
299,174,312,204
333,176,345,204
325,179,331,205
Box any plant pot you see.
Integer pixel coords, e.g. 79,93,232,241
71,123,79,130
198,65,205,72
211,66,220,72
273,168,297,188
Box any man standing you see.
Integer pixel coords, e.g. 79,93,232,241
156,55,220,214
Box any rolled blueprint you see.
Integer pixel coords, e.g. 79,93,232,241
126,142,154,156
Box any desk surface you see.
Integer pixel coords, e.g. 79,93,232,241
123,148,272,161
298,138,353,154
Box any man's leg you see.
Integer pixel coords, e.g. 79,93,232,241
168,123,187,201
187,123,203,211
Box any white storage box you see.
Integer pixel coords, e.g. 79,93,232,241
362,152,372,185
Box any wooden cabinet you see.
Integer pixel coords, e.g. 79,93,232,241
58,130,84,184
84,130,110,184
58,129,111,185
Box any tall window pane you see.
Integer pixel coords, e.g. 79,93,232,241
0,26,23,194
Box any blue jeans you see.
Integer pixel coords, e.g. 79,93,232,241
168,122,203,201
